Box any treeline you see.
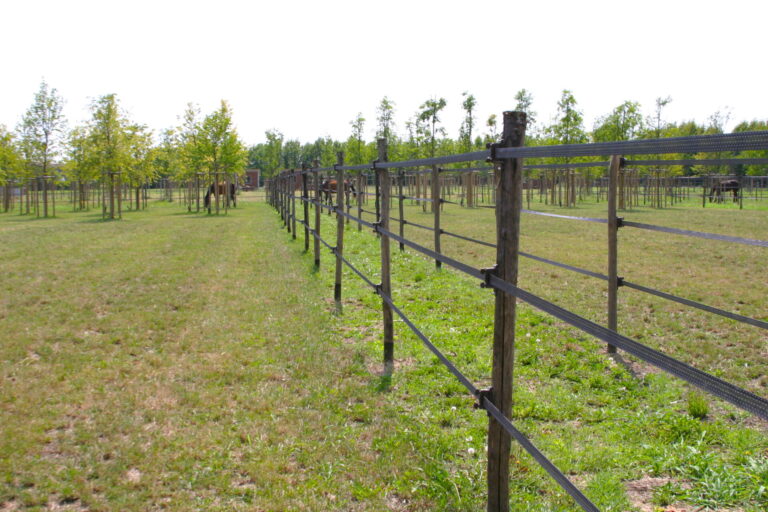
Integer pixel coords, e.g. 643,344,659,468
249,91,768,178
2,84,767,194
0,81,248,200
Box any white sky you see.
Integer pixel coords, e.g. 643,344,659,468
1,0,765,146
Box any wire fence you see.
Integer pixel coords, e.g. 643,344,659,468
265,117,768,512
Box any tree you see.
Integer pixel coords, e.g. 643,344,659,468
263,129,283,178
547,90,587,146
64,125,98,210
349,113,366,165
459,92,476,153
89,94,129,172
0,126,23,212
281,139,302,169
513,89,536,132
178,103,204,181
18,80,66,178
0,126,22,185
485,114,498,143
418,97,447,158
646,96,672,139
18,80,66,216
592,101,644,142
708,109,731,135
197,100,247,181
376,97,396,143
124,124,156,208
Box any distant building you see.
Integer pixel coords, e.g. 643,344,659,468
243,168,261,190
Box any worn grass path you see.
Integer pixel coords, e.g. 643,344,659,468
0,201,418,511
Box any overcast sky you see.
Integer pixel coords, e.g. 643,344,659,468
2,0,765,146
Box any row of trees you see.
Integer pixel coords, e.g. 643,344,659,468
0,81,248,213
249,90,768,178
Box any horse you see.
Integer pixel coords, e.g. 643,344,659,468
204,182,236,209
709,179,739,203
321,179,357,206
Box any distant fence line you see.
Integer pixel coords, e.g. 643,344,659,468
266,117,768,512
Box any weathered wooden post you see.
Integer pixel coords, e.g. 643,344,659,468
375,139,394,376
214,171,221,215
357,172,364,232
607,154,624,354
432,165,442,268
302,164,310,252
334,152,346,314
224,174,231,214
374,167,381,223
291,170,297,240
487,111,526,512
313,161,321,268
51,177,56,217
398,170,405,252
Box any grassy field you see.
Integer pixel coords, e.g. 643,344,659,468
1,191,767,511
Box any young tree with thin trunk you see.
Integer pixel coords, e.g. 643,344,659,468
376,97,395,143
418,97,447,158
18,80,66,216
65,125,99,210
459,91,476,153
197,100,247,185
514,89,536,135
349,113,366,165
89,94,131,218
264,129,283,178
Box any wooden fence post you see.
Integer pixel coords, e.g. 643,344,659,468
376,139,394,376
334,152,345,314
302,163,309,252
432,165,442,268
487,111,526,512
291,170,297,239
357,172,364,232
314,162,321,269
607,154,624,354
398,170,405,252
375,168,381,224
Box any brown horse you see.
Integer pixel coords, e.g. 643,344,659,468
709,179,739,203
321,179,357,205
204,182,236,209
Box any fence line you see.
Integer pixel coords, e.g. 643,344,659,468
265,119,768,512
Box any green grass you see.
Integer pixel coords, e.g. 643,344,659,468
1,191,766,511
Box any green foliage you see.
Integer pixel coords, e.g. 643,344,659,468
154,128,181,181
592,101,644,142
0,126,23,185
263,129,283,177
687,391,709,419
418,97,447,158
546,90,587,146
196,100,247,180
459,92,476,153
349,113,366,165
485,114,498,143
514,89,536,132
732,119,768,175
376,97,395,143
18,80,66,178
644,96,673,139
89,94,131,176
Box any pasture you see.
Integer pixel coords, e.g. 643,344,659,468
1,193,766,511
